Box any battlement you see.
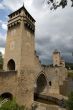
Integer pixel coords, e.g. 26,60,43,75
8,15,35,33
8,5,35,31
8,5,35,22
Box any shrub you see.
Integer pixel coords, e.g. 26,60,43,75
66,92,73,110
0,99,25,110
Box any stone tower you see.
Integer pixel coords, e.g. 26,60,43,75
52,49,61,67
4,5,35,73
52,49,65,67
3,5,42,108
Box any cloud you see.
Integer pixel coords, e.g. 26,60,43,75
2,23,7,30
33,2,73,63
0,3,4,9
1,0,33,11
0,33,6,48
2,0,22,11
0,20,7,30
0,0,73,64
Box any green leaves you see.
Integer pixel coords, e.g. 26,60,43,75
0,52,3,70
59,0,67,8
66,92,73,110
47,0,73,9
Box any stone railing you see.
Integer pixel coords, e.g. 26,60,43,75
0,70,17,78
34,93,66,108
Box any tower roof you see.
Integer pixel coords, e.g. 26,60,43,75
53,49,60,54
8,4,35,22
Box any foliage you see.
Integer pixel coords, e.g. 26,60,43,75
0,99,25,110
65,62,73,70
47,0,73,10
68,71,73,79
66,92,73,110
0,52,3,70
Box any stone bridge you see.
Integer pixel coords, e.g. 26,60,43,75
0,67,68,110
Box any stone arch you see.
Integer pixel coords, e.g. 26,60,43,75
35,72,47,94
0,92,13,100
7,59,15,70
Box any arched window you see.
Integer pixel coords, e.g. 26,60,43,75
7,59,15,70
36,74,47,93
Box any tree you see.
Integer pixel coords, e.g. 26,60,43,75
46,0,73,10
66,92,73,110
65,62,73,70
0,52,3,70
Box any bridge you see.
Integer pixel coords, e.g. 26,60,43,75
0,68,68,110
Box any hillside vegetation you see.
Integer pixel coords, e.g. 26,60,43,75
65,62,73,70
0,52,3,70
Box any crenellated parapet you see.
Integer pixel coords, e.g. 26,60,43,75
8,5,35,33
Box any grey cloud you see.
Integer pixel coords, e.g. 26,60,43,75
32,0,45,10
31,3,73,64
0,38,6,48
0,0,73,64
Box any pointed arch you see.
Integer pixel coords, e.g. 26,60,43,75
7,59,15,70
35,72,47,94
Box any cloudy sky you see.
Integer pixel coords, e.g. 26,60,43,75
0,0,73,64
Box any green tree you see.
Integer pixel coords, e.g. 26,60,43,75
65,62,73,70
66,92,73,110
0,52,3,70
47,0,73,10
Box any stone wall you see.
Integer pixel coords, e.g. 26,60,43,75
0,67,68,109
0,71,17,97
33,102,66,110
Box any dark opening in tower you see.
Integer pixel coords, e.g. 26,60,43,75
7,59,15,70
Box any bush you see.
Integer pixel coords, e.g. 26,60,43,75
0,99,25,110
0,52,3,70
66,92,73,110
68,72,73,79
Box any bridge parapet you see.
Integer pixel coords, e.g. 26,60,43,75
0,71,17,78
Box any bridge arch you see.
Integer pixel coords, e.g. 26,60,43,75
34,72,47,94
0,92,13,100
7,59,15,70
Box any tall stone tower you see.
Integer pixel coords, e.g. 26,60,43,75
52,49,61,67
3,5,42,108
4,5,35,72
